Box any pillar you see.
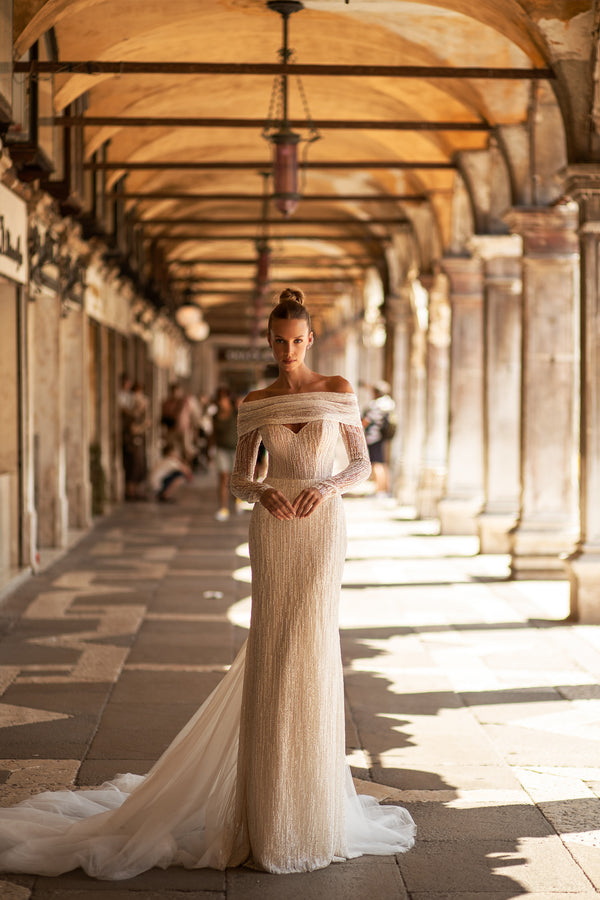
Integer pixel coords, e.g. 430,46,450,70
384,290,412,501
0,282,20,569
470,235,523,553
506,205,580,578
418,272,450,519
437,256,485,535
563,168,600,620
61,307,91,528
33,292,68,548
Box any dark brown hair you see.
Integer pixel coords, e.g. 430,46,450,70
268,287,312,334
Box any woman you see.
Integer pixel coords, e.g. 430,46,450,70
0,289,415,879
210,386,239,521
123,382,151,500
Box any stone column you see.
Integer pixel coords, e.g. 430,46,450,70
60,307,91,528
506,205,580,578
437,256,485,535
470,235,523,553
563,168,600,620
418,272,450,519
384,290,413,502
33,292,68,548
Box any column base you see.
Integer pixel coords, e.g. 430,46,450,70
438,496,483,536
417,467,446,520
563,547,600,623
510,526,577,580
22,507,39,572
478,511,518,554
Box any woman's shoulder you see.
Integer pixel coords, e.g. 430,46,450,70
242,388,272,403
242,376,354,403
322,375,354,395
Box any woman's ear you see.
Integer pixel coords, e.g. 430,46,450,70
308,331,314,348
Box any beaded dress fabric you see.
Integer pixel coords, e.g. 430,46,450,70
0,392,415,880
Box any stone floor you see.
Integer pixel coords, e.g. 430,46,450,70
0,475,599,900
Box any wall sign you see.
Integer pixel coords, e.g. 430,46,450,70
0,183,28,284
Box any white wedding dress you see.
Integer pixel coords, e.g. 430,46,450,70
0,392,415,879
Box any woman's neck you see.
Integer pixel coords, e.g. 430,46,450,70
274,367,318,393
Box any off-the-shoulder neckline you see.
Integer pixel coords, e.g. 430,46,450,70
242,390,356,404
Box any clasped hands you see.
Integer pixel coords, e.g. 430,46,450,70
260,487,323,520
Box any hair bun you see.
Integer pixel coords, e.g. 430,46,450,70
279,287,305,305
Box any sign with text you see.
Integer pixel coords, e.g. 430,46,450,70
218,346,274,364
0,183,28,284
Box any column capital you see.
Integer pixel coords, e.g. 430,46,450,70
504,204,579,256
563,164,600,200
468,233,522,262
440,255,482,299
383,288,412,326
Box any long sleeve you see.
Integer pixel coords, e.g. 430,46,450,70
230,429,275,503
314,423,371,498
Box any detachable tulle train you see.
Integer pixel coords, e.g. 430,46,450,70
0,640,415,880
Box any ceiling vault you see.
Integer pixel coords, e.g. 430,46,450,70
10,0,572,339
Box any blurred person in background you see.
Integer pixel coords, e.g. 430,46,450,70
362,380,396,496
210,386,239,521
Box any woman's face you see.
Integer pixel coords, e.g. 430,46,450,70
268,318,313,371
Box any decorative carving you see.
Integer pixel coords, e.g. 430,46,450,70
29,222,88,313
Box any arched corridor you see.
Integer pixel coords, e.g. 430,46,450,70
2,1,600,894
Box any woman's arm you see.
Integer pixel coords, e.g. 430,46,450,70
230,429,274,503
314,423,371,498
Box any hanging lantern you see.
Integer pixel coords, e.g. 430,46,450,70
185,318,210,342
263,0,320,218
256,238,271,288
272,129,300,217
175,304,202,328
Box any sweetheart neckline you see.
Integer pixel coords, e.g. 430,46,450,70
282,423,309,434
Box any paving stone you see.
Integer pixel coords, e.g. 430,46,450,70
32,891,222,899
226,855,408,900
397,836,592,893
482,723,600,767
0,878,34,899
563,841,600,891
0,715,102,760
76,759,156,786
410,894,598,899
108,670,222,706
126,621,234,667
370,764,522,793
401,799,553,840
86,702,201,759
1,682,110,716
34,865,225,893
372,730,504,767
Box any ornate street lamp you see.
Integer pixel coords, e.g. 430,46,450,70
263,0,320,217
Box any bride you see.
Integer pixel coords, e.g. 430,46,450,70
0,288,415,879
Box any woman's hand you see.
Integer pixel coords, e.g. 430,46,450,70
259,488,296,520
292,487,324,518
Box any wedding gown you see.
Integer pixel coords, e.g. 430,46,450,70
0,391,415,879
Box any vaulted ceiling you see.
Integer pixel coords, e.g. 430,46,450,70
12,0,595,336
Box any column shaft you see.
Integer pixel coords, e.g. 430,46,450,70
471,236,523,553
506,206,580,578
437,257,484,535
418,273,450,519
563,169,600,619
